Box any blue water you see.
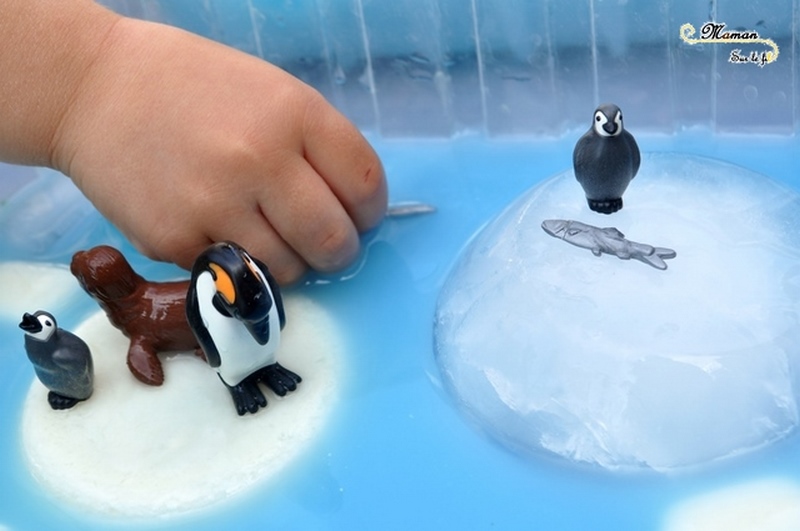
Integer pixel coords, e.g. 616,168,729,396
1,133,799,530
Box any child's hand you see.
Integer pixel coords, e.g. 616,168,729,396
53,15,387,284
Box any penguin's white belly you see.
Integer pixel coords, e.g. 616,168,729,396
196,273,280,386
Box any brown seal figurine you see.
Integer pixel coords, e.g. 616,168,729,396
71,245,205,386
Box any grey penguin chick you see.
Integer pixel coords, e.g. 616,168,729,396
573,103,640,214
19,311,94,410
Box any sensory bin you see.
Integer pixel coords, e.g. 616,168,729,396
2,1,800,529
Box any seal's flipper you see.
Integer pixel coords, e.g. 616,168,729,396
127,339,164,386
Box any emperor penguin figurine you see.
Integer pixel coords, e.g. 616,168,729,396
573,103,640,214
19,310,94,410
186,241,302,416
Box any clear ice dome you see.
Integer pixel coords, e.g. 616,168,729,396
434,153,800,472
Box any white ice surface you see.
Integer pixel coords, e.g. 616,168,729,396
22,296,342,519
435,154,800,471
0,262,80,321
664,478,800,531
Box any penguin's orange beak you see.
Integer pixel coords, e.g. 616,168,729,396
209,263,236,305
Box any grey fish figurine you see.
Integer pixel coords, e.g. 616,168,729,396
541,219,676,270
386,202,436,217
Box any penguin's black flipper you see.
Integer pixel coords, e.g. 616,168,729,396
258,363,302,397
223,374,268,416
47,391,81,410
254,257,286,330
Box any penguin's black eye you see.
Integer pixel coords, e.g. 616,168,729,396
45,320,52,326
595,115,602,122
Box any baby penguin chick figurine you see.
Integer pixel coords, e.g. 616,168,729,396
186,242,301,416
19,311,94,410
573,103,640,214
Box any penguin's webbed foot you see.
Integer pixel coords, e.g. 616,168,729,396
47,391,82,410
588,197,623,214
224,374,267,416
258,363,302,397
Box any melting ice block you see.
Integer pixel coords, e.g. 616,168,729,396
434,154,800,472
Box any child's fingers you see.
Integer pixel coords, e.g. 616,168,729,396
301,96,387,232
133,232,214,273
206,211,307,285
258,155,360,274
